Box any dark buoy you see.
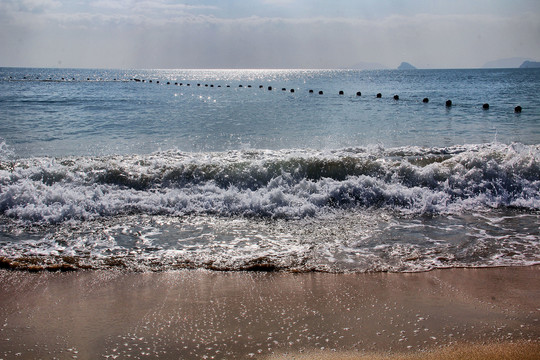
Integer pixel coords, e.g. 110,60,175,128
290,89,295,93
205,84,208,87
319,90,324,95
423,98,429,103
210,84,214,87
482,103,489,110
268,86,272,90
356,92,361,96
376,93,382,98
156,81,160,84
149,80,152,83
197,83,201,86
247,85,252,88
339,90,344,95
393,95,399,100
239,85,243,88
515,106,522,113
446,100,452,107
309,89,314,93
187,83,191,86
282,88,286,91
259,85,263,88
227,85,230,88
174,82,178,85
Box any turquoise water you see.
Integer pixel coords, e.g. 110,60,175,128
0,68,538,272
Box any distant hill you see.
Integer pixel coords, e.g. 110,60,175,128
520,61,540,68
349,61,388,70
483,57,532,68
397,62,416,70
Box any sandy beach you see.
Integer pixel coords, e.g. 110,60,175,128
0,266,538,359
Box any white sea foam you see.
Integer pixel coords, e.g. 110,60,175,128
0,143,538,225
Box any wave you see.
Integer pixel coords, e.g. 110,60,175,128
1,143,539,225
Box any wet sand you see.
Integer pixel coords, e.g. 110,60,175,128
0,266,538,359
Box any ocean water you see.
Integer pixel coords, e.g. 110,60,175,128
0,67,539,272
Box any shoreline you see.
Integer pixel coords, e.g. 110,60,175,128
0,266,538,359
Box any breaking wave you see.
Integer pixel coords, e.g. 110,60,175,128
1,143,538,225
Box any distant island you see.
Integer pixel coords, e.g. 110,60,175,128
520,61,540,68
397,62,417,70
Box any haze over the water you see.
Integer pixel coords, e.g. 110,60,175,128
0,0,539,69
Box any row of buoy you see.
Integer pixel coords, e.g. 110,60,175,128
7,76,524,113
135,78,525,112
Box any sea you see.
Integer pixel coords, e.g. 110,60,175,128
0,67,539,272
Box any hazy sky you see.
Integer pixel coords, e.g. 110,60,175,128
1,0,539,69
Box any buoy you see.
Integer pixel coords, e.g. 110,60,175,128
309,89,314,93
339,90,344,95
149,80,152,83
446,100,452,107
174,82,178,85
319,90,324,95
167,81,170,85
356,92,361,96
239,85,243,88
227,85,230,87
423,98,429,103
393,95,399,100
156,81,160,84
376,93,382,98
268,86,272,90
515,106,522,113
187,83,190,86
205,84,208,87
197,83,201,86
248,85,252,88
282,88,286,91
259,85,263,88
290,89,295,93
482,103,489,110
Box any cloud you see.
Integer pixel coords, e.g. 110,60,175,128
1,1,539,69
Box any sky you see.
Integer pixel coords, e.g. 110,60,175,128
1,0,539,69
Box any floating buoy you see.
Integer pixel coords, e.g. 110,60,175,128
376,93,382,98
239,85,243,88
282,88,286,91
259,85,263,88
309,89,314,93
149,80,152,83
393,95,399,100
247,85,252,88
156,81,160,84
166,81,170,85
205,84,208,87
446,100,452,107
515,106,522,113
339,90,344,95
174,82,178,85
268,86,272,90
482,103,489,110
356,92,361,96
423,98,429,103
210,84,214,87
319,90,324,95
290,89,295,93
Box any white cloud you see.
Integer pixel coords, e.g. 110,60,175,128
1,0,539,69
